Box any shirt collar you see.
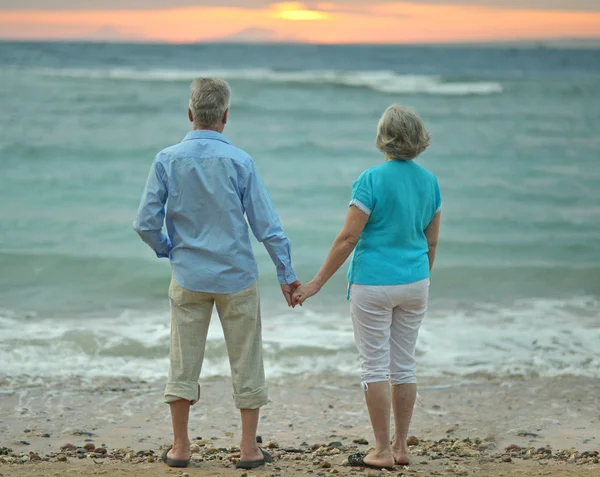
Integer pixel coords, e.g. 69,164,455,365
183,130,232,145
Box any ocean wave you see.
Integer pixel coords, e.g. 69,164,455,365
31,67,503,96
1,295,598,380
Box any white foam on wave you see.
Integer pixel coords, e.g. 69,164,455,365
31,67,503,96
1,295,598,381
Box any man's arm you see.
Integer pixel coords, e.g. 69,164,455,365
242,159,299,303
133,158,172,258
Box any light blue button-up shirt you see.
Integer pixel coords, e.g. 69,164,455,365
133,130,297,294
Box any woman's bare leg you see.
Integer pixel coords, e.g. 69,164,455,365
363,381,395,468
391,383,417,464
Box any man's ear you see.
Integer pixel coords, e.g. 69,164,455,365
222,108,229,125
188,107,194,123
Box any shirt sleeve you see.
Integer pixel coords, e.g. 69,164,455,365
133,157,172,259
242,159,298,285
349,171,375,216
433,176,442,214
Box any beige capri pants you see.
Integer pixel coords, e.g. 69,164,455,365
164,277,268,409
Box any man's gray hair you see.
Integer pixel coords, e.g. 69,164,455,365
375,104,431,160
189,78,231,128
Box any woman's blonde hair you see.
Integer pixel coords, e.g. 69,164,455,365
375,104,431,160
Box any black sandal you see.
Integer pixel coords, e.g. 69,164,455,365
348,453,395,471
235,448,273,469
160,447,189,468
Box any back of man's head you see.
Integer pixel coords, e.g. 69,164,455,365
189,78,231,129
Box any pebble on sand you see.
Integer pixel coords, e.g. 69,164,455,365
352,438,369,445
407,436,419,446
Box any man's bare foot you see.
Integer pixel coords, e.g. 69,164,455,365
167,442,190,461
239,444,263,462
391,440,410,465
363,449,395,469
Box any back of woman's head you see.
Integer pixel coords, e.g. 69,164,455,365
376,105,431,160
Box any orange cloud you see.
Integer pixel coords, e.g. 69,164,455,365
0,1,599,43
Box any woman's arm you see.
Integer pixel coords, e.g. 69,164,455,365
425,211,441,271
293,206,369,305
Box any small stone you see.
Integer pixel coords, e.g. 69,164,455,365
61,443,76,452
83,443,96,452
256,436,263,443
182,473,190,477
352,438,369,445
283,447,305,453
501,455,512,463
505,444,521,452
241,473,248,477
322,461,331,468
56,454,67,462
23,429,31,433
95,447,107,455
76,447,87,454
41,433,51,438
328,442,344,448
29,452,42,461
147,456,155,463
407,436,419,446
460,449,479,457
266,441,280,449
517,431,540,438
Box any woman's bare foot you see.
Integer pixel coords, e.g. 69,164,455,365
363,449,395,469
391,440,410,465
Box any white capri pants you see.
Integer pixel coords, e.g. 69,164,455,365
349,279,429,388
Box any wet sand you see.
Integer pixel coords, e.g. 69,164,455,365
1,374,599,476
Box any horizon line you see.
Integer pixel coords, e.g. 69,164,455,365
1,37,600,49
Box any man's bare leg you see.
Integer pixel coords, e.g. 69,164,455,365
167,399,191,461
240,408,263,461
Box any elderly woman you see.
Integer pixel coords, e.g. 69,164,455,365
293,105,441,470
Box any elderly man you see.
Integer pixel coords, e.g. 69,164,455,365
133,78,300,469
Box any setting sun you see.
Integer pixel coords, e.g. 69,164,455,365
271,2,330,21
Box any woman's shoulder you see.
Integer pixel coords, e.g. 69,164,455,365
411,162,439,183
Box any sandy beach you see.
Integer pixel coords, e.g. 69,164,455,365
1,374,598,476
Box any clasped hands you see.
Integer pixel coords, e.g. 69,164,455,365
280,280,321,308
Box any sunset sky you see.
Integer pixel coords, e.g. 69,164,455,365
0,0,599,44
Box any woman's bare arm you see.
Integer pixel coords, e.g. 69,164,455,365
425,211,441,272
293,206,369,305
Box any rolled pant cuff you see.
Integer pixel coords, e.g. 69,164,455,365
390,372,417,385
233,386,268,409
164,381,200,405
